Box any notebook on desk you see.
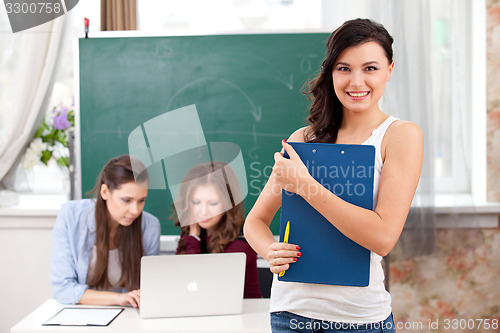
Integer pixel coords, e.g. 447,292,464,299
278,142,375,287
140,253,246,318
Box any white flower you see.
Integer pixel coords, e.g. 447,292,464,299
23,100,74,170
30,138,46,153
45,109,55,127
23,138,48,170
23,146,40,170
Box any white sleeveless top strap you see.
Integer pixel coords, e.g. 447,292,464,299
269,115,399,323
363,116,400,208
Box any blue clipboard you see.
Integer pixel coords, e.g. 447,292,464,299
278,142,375,286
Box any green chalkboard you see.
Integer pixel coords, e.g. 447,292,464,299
79,33,329,235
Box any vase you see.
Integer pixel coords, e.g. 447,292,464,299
59,167,71,200
12,163,35,193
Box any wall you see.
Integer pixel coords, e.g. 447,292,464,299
0,215,53,333
487,1,500,201
390,227,500,332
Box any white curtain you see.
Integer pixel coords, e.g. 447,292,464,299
383,0,437,258
322,0,437,259
0,17,68,188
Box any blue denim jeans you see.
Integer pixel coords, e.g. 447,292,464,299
270,311,396,333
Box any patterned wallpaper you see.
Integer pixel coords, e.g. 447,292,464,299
487,0,500,201
390,229,500,332
389,2,500,331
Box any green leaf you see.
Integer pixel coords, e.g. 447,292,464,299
40,150,53,165
34,126,44,138
57,157,69,168
67,110,75,126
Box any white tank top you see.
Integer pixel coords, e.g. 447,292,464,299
269,116,399,323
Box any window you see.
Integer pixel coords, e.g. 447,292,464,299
0,1,100,194
321,0,485,200
430,0,486,198
137,0,323,32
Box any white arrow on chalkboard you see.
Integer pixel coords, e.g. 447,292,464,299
166,77,262,122
250,54,294,90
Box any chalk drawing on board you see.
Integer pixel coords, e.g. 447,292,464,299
166,77,262,122
248,54,294,90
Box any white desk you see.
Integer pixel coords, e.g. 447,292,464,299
11,299,271,333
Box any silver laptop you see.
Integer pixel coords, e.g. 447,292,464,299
140,252,246,318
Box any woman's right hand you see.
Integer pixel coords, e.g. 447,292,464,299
117,289,141,308
267,242,301,275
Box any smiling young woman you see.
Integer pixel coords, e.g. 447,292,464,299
332,41,394,116
332,41,395,145
244,18,423,332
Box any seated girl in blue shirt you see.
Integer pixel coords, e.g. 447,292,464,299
51,155,160,307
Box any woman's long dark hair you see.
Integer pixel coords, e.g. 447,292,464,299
86,155,148,291
303,18,394,143
172,161,245,254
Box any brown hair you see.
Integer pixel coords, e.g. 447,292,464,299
86,155,148,291
173,161,245,254
303,18,394,143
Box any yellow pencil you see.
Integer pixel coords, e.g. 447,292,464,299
279,221,290,277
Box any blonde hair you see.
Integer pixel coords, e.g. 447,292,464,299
172,161,245,253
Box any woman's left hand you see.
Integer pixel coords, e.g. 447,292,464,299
116,289,141,308
267,241,301,275
272,140,311,195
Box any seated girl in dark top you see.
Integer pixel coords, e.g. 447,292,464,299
173,161,261,298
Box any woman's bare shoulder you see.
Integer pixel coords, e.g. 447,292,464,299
388,120,422,141
384,120,423,152
287,126,311,143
